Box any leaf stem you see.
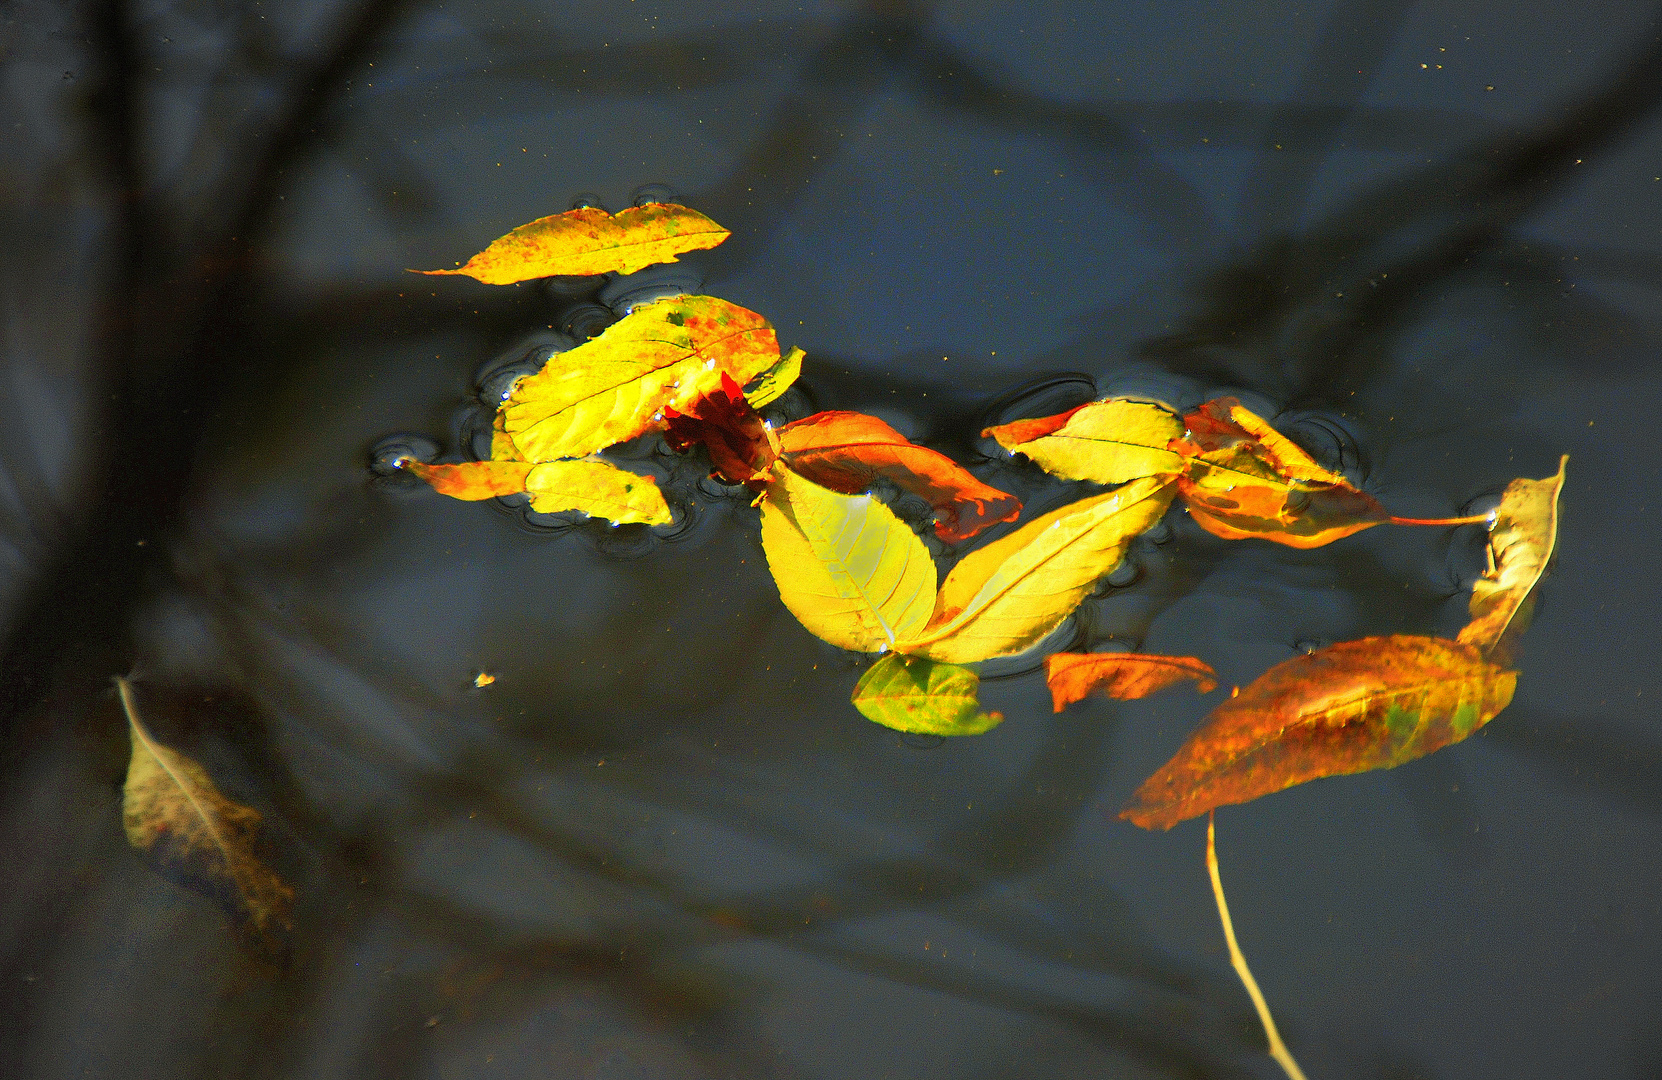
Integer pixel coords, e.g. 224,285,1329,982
1387,512,1493,527
1207,812,1310,1080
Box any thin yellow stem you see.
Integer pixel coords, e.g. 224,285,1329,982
1387,512,1493,527
1207,812,1310,1080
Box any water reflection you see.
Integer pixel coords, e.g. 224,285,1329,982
4,1,1662,1078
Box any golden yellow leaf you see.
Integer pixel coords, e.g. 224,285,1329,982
743,346,806,409
119,678,294,939
760,465,937,652
503,295,781,461
985,398,1185,484
524,460,672,525
1458,455,1567,663
404,459,533,499
898,475,1178,663
416,203,730,283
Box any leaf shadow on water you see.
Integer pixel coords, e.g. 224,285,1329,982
3,0,1662,1077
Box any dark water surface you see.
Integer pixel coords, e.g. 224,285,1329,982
4,2,1661,1078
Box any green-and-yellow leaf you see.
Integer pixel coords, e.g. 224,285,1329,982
760,465,937,652
524,460,672,524
120,678,294,939
1458,455,1567,664
744,346,805,409
417,203,730,283
898,475,1177,664
503,295,781,461
852,654,1004,736
985,398,1185,484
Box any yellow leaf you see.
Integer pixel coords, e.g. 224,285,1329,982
524,460,672,525
743,346,806,409
503,295,781,461
119,678,294,940
491,411,524,462
899,475,1177,663
1458,455,1567,663
760,465,937,652
416,203,730,283
985,398,1185,484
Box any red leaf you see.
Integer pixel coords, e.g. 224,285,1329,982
1045,653,1217,711
775,411,1020,542
664,371,778,484
1120,635,1517,830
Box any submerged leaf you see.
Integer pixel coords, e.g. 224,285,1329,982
1121,636,1517,830
1046,652,1218,711
524,460,672,524
1173,398,1389,548
417,203,730,283
404,459,533,500
1458,456,1567,665
776,411,1020,542
503,295,781,461
899,475,1177,664
985,398,1185,484
852,654,1004,736
120,679,294,939
743,346,806,409
760,466,937,652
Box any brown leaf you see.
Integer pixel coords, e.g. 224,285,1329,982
1458,456,1567,665
664,371,779,484
120,678,294,942
1045,652,1217,711
416,202,730,283
776,411,1020,542
1121,636,1517,829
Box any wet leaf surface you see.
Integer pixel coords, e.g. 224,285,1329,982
985,398,1185,485
417,202,730,283
777,411,1021,542
1045,652,1218,711
524,460,672,524
1121,636,1517,830
742,346,806,409
664,371,778,485
120,679,293,945
900,476,1176,663
503,295,781,461
760,466,937,652
1458,456,1568,665
404,459,534,500
852,654,1004,736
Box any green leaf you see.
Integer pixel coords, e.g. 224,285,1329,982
852,654,1004,736
759,465,937,652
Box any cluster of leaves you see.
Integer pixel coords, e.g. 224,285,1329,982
400,203,1566,832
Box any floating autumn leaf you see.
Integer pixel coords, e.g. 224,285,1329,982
503,295,782,461
760,465,937,652
119,678,294,943
524,460,672,524
1172,398,1488,548
898,475,1177,664
743,346,806,409
417,202,730,284
775,411,1020,543
1120,635,1517,830
1172,398,1391,548
1458,456,1568,666
852,653,1004,736
403,459,533,500
490,411,525,462
664,371,778,484
1046,652,1218,712
985,398,1185,485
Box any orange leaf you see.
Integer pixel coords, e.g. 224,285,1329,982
1172,398,1389,548
1120,635,1516,830
1045,652,1217,711
775,411,1020,542
405,459,533,499
416,203,730,284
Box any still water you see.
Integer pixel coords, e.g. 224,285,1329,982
3,2,1661,1078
